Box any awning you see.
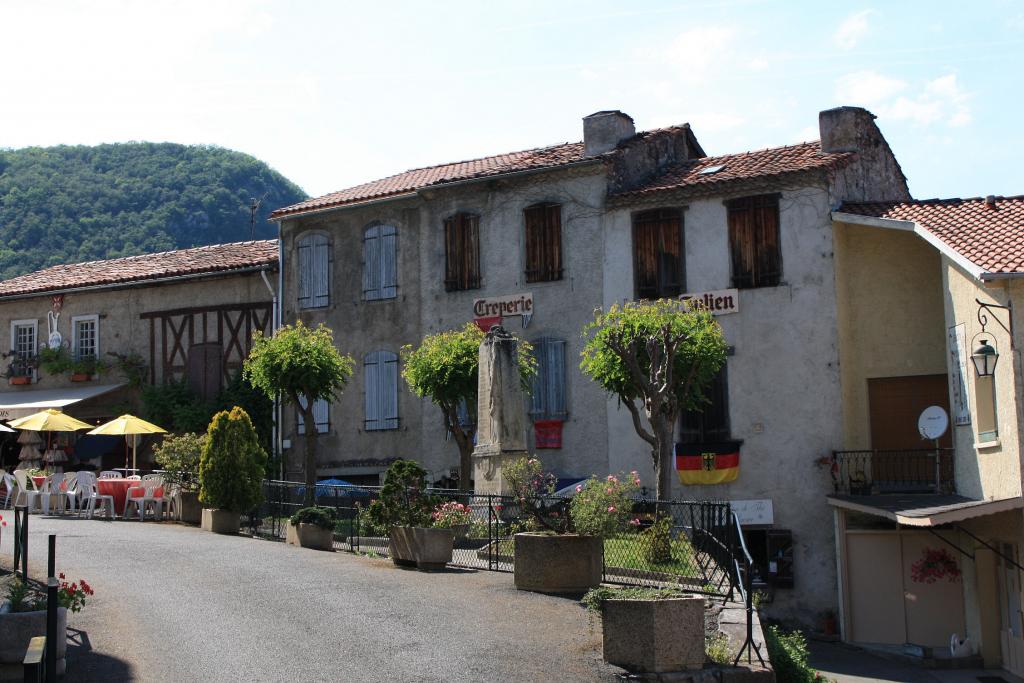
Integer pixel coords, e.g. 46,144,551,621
828,493,1024,527
0,384,125,421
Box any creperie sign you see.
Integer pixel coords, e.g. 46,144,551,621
680,288,739,316
473,292,533,326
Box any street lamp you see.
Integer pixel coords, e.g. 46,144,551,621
971,339,998,377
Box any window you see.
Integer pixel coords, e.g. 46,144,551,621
529,338,567,420
72,314,99,361
444,213,480,291
524,203,563,282
976,373,998,442
363,224,397,300
633,209,684,299
11,320,37,361
679,365,730,444
297,396,330,435
297,233,331,308
364,350,399,430
727,194,781,289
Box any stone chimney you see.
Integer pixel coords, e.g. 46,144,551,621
819,106,879,153
583,110,636,157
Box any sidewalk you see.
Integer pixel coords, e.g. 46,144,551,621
810,640,1024,683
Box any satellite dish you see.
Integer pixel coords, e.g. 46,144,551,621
918,406,949,440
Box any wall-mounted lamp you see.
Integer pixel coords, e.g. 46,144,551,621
971,299,1012,377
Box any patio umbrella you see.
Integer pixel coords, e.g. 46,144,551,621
10,409,93,471
87,414,167,472
0,423,14,433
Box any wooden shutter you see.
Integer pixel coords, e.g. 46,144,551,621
364,224,397,301
633,209,682,299
679,365,730,444
297,395,329,435
363,225,381,300
444,213,480,291
365,350,399,430
187,343,223,402
380,225,397,298
297,236,312,307
297,233,330,308
728,195,780,288
524,203,563,283
530,338,567,419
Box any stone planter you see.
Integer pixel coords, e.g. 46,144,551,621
201,508,240,534
0,607,67,680
286,521,334,551
176,491,202,524
601,596,704,673
388,527,455,570
8,376,31,386
449,523,470,541
513,532,602,594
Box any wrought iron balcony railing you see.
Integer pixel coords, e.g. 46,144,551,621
831,449,955,496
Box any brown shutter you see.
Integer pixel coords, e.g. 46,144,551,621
728,195,780,288
187,343,223,402
524,203,563,283
633,209,682,299
445,213,481,291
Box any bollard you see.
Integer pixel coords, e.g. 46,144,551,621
45,534,57,683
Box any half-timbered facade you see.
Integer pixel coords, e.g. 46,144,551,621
0,240,277,468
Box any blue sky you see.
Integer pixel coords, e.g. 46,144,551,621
1,1,1021,202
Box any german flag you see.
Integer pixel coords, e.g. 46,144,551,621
676,442,741,485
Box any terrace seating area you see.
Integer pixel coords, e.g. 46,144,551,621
0,467,174,521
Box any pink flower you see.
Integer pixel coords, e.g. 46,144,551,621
575,485,582,493
629,518,641,526
607,506,616,513
606,488,613,494
606,475,615,482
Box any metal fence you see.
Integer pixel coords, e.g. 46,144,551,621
247,480,745,599
831,448,955,495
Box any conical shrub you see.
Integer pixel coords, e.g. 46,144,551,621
198,406,267,513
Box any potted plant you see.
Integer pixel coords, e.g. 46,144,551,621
0,574,93,677
505,457,639,594
582,586,705,673
431,500,473,541
153,432,204,524
6,352,38,385
198,406,267,534
70,356,104,382
286,506,336,551
367,460,455,570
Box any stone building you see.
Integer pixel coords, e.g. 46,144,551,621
0,240,278,471
270,106,909,620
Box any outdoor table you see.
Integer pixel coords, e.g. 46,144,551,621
97,479,164,516
31,475,46,489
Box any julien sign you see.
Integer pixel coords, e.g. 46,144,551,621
680,289,739,316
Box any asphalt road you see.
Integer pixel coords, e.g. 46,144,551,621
1,515,624,682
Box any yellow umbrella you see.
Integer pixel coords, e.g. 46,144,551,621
10,408,93,432
87,414,167,472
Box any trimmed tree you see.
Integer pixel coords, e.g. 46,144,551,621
580,299,727,501
401,323,535,492
198,406,267,513
243,321,354,506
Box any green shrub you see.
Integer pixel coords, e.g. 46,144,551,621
706,632,731,665
290,506,336,530
765,625,823,683
366,460,438,529
581,585,687,612
198,406,267,513
570,471,639,537
642,516,673,564
153,432,205,492
38,346,74,374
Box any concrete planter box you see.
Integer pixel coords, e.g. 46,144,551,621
601,596,705,673
388,527,455,570
0,607,67,680
513,533,602,594
286,521,334,551
201,508,240,534
176,491,202,524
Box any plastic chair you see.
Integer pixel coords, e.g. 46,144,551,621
63,472,84,514
126,475,141,481
12,470,41,512
125,476,165,521
79,473,115,520
0,471,15,509
38,473,67,515
99,471,123,479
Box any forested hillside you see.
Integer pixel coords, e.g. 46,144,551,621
0,143,307,279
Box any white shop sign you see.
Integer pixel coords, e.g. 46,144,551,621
680,289,739,316
473,292,533,328
731,499,773,526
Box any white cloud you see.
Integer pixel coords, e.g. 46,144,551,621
833,10,873,50
834,70,906,105
663,26,739,84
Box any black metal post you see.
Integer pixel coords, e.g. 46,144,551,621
45,534,57,683
47,535,55,580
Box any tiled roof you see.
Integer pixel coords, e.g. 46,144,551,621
610,141,854,202
839,196,1024,275
270,141,592,218
0,240,279,298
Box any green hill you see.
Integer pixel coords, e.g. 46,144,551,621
0,143,307,279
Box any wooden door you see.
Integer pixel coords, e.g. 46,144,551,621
868,375,952,489
846,531,905,644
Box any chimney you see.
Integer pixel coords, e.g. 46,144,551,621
819,106,878,153
583,111,635,157
985,195,997,208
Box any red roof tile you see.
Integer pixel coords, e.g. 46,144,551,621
0,240,278,298
610,142,854,201
270,142,592,218
839,197,1024,275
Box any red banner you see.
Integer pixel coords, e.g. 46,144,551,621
534,420,563,449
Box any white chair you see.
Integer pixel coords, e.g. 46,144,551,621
126,475,141,481
13,470,41,512
99,471,123,479
63,472,85,514
79,473,115,520
125,476,165,521
0,471,16,509
37,473,68,515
